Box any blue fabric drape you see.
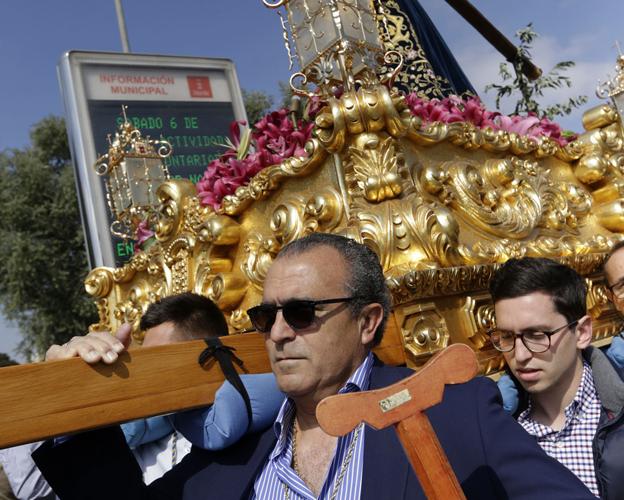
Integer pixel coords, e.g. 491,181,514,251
394,0,476,96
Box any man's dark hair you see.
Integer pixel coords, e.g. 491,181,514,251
140,292,228,341
489,257,586,323
276,233,391,347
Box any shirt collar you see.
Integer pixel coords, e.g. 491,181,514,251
519,360,596,425
270,351,375,458
569,360,597,418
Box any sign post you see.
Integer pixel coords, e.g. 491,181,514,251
58,51,247,268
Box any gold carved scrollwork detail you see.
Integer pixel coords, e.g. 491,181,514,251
241,234,281,289
271,198,307,245
460,236,611,266
229,308,252,332
315,86,408,154
406,120,576,160
165,237,193,294
113,284,159,344
582,104,619,131
347,135,404,202
85,268,114,299
540,182,592,232
398,303,450,365
155,179,198,243
423,156,591,239
573,119,624,232
386,264,497,305
574,124,623,183
220,139,327,216
198,215,241,245
474,304,496,342
304,189,344,232
243,188,344,288
459,239,525,265
456,294,506,375
271,189,343,245
586,278,612,320
207,272,248,311
354,192,462,270
459,295,496,351
89,298,112,333
111,251,152,284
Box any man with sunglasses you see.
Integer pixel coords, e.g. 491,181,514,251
490,257,624,498
32,234,594,499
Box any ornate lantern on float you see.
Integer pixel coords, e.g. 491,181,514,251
93,106,172,240
597,49,624,129
262,0,401,97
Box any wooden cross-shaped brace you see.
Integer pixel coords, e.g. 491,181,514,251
316,344,479,500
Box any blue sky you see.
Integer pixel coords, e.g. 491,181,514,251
0,0,623,358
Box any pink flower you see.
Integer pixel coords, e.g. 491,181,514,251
495,115,540,136
196,108,314,210
133,219,155,253
305,95,325,119
405,93,574,146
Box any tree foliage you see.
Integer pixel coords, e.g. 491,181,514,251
242,89,274,127
484,24,587,119
0,352,17,367
242,83,297,128
0,116,97,361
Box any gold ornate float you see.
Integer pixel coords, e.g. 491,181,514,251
85,2,624,375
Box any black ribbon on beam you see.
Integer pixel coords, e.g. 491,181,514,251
198,338,253,430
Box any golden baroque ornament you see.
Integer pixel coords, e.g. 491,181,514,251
220,138,327,216
346,134,404,203
422,156,592,239
314,86,408,154
353,191,463,271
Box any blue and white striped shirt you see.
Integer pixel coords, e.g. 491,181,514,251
251,352,374,499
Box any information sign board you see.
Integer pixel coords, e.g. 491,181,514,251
58,51,247,268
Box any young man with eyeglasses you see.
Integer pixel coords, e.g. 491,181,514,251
32,234,595,499
602,240,624,371
489,257,624,498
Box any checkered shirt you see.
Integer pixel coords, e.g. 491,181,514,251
518,362,601,497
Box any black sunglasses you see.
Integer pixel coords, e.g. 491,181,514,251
247,296,362,333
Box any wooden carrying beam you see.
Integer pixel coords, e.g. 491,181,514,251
316,344,478,500
0,318,405,449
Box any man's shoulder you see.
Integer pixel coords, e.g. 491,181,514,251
370,361,495,397
370,362,413,386
172,427,277,498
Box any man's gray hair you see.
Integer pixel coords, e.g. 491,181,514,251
276,233,391,346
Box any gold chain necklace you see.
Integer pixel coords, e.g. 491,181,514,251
171,431,178,466
283,422,364,500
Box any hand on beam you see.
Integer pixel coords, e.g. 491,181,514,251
45,325,131,364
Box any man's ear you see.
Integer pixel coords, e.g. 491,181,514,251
576,315,593,350
358,303,384,346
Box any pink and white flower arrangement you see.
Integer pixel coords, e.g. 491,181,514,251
196,94,575,211
196,110,314,210
133,218,156,253
405,94,574,147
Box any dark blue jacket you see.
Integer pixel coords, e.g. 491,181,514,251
581,347,624,499
33,361,593,499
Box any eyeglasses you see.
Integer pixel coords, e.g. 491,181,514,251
488,319,579,354
608,280,624,300
247,297,362,333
